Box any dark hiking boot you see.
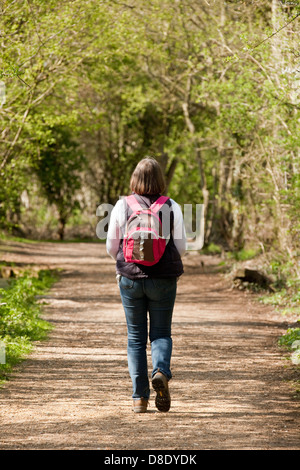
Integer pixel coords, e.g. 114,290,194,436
132,398,148,413
152,371,171,412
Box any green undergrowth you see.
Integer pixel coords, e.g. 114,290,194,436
258,259,300,367
0,268,59,383
278,327,300,367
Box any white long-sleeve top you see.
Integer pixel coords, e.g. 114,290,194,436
106,197,186,261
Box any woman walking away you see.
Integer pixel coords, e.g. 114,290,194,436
106,157,186,413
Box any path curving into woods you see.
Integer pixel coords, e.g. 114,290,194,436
0,241,299,450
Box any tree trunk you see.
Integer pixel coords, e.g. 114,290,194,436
217,155,245,250
58,217,66,241
165,157,178,194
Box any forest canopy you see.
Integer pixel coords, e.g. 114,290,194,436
0,0,299,279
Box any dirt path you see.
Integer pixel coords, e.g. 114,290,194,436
0,240,299,450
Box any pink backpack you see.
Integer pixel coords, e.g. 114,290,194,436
123,195,170,266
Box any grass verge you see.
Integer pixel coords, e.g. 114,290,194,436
0,269,59,384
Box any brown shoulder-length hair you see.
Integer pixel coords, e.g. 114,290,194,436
130,157,166,195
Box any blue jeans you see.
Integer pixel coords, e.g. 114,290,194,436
119,275,177,400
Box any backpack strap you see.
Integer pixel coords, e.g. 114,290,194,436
150,196,170,213
126,195,143,212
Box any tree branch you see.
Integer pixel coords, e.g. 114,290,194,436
251,11,300,50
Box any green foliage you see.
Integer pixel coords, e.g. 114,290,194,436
279,327,300,366
0,269,59,381
279,328,300,349
259,273,300,354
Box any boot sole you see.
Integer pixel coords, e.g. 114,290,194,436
152,376,171,412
